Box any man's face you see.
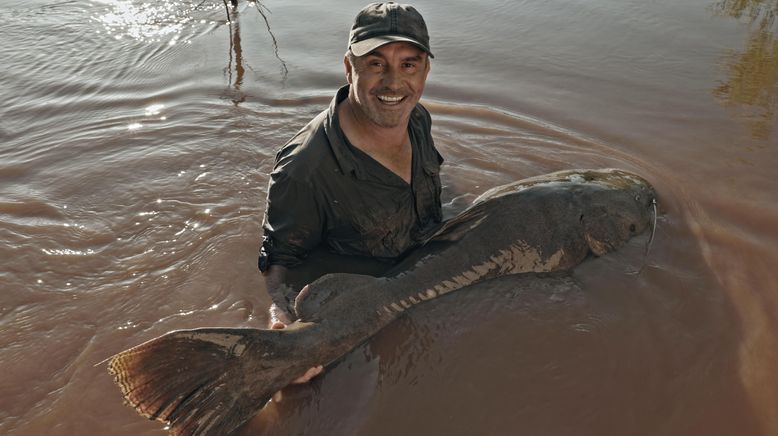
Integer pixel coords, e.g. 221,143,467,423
345,42,430,129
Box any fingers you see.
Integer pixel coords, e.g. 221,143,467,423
271,365,325,403
291,365,324,384
266,293,322,405
268,303,293,328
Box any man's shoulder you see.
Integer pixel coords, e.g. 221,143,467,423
273,111,335,180
410,102,434,148
412,102,432,126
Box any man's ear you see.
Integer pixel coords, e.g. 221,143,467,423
344,53,354,84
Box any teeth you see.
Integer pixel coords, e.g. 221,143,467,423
378,95,403,102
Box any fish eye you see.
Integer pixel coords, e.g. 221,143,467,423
629,224,636,233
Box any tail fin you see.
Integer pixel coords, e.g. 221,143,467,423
108,327,301,436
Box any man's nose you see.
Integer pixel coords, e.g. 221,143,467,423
381,66,402,90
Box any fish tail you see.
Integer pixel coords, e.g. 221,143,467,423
107,327,300,436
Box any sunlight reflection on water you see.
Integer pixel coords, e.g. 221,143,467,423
91,0,221,42
1,0,777,434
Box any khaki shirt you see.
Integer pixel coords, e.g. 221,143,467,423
259,85,443,271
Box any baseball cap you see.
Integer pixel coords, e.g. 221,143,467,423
348,2,434,58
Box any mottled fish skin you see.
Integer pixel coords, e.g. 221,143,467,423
107,169,657,436
290,169,656,382
296,168,656,326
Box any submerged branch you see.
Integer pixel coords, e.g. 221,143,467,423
253,1,289,81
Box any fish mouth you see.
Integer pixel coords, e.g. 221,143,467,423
584,232,614,256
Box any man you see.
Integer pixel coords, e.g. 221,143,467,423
259,2,442,335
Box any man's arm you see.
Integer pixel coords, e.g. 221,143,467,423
262,264,295,327
262,264,323,395
260,162,324,325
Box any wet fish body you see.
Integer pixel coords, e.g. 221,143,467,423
108,168,657,435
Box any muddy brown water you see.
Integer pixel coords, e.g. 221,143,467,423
1,0,777,435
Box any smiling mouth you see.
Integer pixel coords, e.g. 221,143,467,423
377,95,405,105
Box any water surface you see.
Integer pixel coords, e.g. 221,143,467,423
1,0,777,434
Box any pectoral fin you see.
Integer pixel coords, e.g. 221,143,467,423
294,273,382,321
423,206,488,243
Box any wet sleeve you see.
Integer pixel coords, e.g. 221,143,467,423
259,169,323,271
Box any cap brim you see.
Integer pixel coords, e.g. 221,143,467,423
350,35,434,58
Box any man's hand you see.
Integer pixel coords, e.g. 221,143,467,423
268,302,294,329
264,266,323,400
268,312,324,401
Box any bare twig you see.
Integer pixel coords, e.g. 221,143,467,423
254,1,289,80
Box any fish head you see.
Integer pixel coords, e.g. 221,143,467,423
577,169,657,256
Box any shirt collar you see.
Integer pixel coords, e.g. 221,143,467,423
323,84,430,183
323,85,360,177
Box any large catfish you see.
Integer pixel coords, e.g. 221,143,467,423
107,168,657,435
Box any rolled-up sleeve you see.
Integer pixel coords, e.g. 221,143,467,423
259,169,323,271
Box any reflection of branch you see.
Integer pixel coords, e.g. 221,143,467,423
232,14,245,94
222,0,232,23
714,29,778,139
711,0,778,139
254,1,289,81
192,0,211,13
221,0,288,92
712,0,777,29
224,1,246,104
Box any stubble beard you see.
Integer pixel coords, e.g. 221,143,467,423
359,95,412,129
347,80,414,129
366,107,407,129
